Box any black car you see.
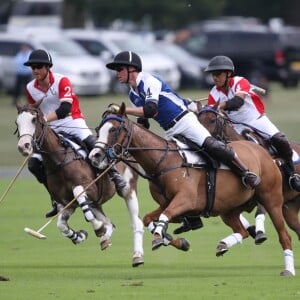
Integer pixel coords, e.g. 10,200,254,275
176,24,300,88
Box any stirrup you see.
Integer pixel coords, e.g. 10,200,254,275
289,174,300,192
242,172,261,189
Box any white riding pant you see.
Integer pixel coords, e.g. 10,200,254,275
233,114,279,138
165,111,211,146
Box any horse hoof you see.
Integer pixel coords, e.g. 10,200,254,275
280,270,295,276
100,239,112,251
132,252,144,267
255,231,267,245
216,242,228,256
152,238,164,251
179,238,190,251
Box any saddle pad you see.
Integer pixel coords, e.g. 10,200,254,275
58,135,87,159
172,138,229,170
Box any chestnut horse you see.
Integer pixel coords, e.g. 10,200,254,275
89,103,296,276
198,105,300,241
15,102,144,267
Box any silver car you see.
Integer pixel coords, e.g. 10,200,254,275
65,29,181,92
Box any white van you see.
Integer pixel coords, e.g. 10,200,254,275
7,0,62,31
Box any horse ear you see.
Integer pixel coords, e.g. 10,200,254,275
16,102,23,113
119,102,126,116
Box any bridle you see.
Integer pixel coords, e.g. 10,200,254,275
198,106,232,143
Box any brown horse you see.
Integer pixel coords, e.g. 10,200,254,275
198,105,300,241
15,102,144,267
89,102,296,276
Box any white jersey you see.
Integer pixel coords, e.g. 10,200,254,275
26,71,92,140
208,76,279,136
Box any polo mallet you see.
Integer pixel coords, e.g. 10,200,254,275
0,155,31,206
24,162,116,239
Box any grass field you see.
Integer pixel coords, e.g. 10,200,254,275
0,84,300,299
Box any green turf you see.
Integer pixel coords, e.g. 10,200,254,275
1,85,300,299
0,177,299,300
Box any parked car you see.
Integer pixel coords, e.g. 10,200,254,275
154,41,213,88
176,23,300,87
65,29,181,92
0,30,111,96
7,0,62,31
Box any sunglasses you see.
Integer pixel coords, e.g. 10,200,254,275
30,64,44,70
212,71,224,76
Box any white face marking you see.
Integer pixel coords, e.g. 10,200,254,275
89,121,114,169
16,111,36,155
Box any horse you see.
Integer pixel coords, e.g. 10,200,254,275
15,102,144,267
89,102,296,276
198,105,300,241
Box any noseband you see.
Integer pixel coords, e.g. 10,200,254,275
96,115,133,161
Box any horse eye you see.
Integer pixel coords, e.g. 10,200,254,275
109,127,117,133
32,116,37,124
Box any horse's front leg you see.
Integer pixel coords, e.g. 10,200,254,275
73,185,106,243
121,189,145,267
216,211,250,256
92,208,114,251
56,204,88,244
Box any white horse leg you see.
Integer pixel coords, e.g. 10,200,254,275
73,185,103,231
92,208,114,250
282,249,295,276
56,205,88,244
124,190,144,267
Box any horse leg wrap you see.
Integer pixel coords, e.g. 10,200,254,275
74,186,95,221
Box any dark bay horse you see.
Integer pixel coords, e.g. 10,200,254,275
89,102,296,276
198,105,300,241
15,102,144,267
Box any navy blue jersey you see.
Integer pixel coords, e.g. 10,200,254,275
129,72,188,129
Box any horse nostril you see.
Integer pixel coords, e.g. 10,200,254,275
24,142,31,149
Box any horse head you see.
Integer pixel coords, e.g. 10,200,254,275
15,100,44,156
198,105,238,143
89,102,129,169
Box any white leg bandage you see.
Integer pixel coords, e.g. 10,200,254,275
255,214,266,233
221,233,243,248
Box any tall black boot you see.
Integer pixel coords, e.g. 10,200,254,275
203,137,260,189
271,132,300,192
28,157,58,218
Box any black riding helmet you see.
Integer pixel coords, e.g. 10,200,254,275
106,51,142,72
204,55,234,74
24,49,53,67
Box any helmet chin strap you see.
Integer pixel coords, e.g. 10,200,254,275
40,66,50,82
125,66,138,84
222,71,231,88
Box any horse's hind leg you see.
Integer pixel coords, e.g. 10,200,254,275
217,211,249,256
56,205,88,244
262,195,295,276
283,198,300,240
